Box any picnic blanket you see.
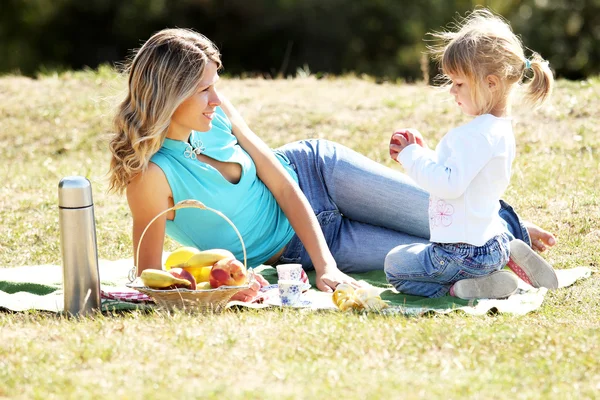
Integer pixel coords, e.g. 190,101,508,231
0,257,592,316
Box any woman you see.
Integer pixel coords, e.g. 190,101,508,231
108,28,556,301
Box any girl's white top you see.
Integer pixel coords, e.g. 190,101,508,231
398,114,515,246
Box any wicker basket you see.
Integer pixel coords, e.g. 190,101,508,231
129,285,251,313
127,199,254,313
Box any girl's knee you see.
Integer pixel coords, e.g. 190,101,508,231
384,248,402,278
383,261,402,290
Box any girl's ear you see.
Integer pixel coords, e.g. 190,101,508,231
486,75,500,91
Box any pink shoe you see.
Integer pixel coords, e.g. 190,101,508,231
508,239,559,289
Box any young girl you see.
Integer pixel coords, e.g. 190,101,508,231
385,9,559,299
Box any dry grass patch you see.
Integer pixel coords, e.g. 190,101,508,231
0,69,599,399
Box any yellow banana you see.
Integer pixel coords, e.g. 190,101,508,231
339,298,358,312
355,288,388,311
140,269,191,289
164,246,201,270
353,287,375,308
177,249,235,269
332,283,355,306
195,281,213,290
332,284,388,312
181,265,212,283
363,297,388,312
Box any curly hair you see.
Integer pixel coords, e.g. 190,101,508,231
108,28,222,194
428,8,554,115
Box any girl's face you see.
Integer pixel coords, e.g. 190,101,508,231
168,61,221,140
448,73,478,116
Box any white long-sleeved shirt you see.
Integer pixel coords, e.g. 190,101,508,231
398,114,515,246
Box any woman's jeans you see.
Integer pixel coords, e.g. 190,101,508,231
276,139,530,274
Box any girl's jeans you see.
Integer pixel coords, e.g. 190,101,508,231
276,139,530,274
385,233,511,298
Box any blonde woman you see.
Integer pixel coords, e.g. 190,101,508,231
109,28,557,301
386,9,558,299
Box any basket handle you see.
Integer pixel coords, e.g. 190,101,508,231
128,199,247,282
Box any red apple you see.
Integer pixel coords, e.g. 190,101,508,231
392,131,409,142
392,131,424,147
209,258,247,288
168,267,197,290
390,132,407,161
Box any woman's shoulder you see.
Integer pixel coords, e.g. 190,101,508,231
126,162,173,222
127,162,171,199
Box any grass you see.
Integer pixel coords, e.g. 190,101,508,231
0,66,599,399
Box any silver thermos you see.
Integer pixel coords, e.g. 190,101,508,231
58,176,101,315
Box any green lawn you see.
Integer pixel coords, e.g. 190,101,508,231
0,67,599,399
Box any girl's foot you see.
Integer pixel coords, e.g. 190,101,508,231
508,239,559,289
450,270,518,300
524,221,556,252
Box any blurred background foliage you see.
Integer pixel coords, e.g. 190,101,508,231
1,0,598,81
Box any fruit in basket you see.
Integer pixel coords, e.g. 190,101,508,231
209,258,247,288
164,247,201,270
177,248,235,269
140,269,192,289
168,268,197,290
196,282,213,290
181,265,212,283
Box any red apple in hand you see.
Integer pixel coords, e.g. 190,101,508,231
393,131,409,142
209,258,248,288
390,132,407,160
168,268,197,290
392,130,424,147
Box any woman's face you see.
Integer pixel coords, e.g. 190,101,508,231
168,62,221,139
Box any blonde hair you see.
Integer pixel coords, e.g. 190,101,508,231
108,28,222,194
429,9,554,115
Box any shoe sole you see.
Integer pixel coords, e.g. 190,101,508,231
508,239,559,289
452,271,518,300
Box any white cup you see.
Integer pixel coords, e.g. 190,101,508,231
276,263,303,281
278,279,304,306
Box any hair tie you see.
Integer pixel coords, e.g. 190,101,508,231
524,59,532,69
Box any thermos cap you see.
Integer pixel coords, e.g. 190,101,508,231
58,176,93,208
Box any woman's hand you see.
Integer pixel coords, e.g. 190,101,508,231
389,129,427,162
315,264,362,293
229,272,270,302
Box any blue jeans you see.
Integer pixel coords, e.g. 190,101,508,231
276,139,530,274
385,233,511,298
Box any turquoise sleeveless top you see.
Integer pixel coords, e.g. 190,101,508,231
150,106,298,267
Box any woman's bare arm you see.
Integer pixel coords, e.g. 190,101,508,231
220,95,356,292
126,163,171,274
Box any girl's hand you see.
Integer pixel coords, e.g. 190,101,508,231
315,265,364,293
389,129,427,161
230,271,270,302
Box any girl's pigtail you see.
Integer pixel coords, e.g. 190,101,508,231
523,52,554,109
